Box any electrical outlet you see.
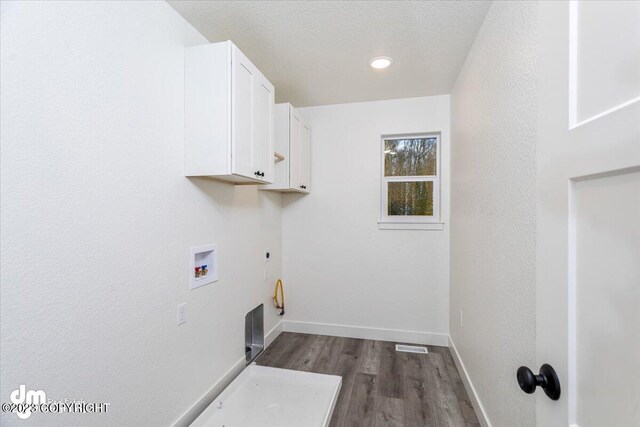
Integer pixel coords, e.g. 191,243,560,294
177,303,187,326
264,249,271,263
263,268,268,282
459,309,463,327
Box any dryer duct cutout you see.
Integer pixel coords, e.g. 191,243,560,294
245,304,264,364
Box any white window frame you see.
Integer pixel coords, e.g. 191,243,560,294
379,133,443,230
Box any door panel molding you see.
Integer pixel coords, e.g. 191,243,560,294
567,165,640,427
568,1,640,129
538,1,640,424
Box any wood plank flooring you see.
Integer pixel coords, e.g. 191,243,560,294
255,332,479,427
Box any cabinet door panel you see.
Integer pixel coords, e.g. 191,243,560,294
289,109,302,189
300,123,311,192
254,75,274,183
231,48,255,179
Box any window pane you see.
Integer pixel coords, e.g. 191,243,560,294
388,181,433,216
384,137,437,176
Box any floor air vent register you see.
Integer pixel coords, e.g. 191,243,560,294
395,344,429,354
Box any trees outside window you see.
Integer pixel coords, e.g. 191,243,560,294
381,135,440,224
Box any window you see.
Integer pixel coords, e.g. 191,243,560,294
380,134,441,229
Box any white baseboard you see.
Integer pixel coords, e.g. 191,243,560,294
172,320,283,427
448,336,492,427
171,356,245,427
264,318,283,347
282,320,449,347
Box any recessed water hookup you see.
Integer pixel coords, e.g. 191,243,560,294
194,265,209,278
190,244,218,290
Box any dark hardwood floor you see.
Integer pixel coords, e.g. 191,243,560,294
254,332,479,427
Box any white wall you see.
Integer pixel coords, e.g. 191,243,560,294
283,96,450,344
0,2,282,425
450,1,537,426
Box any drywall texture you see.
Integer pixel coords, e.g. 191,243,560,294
284,96,451,341
450,1,537,426
0,2,282,425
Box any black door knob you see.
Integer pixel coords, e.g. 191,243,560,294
517,364,561,400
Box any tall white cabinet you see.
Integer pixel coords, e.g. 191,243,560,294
262,103,311,193
185,41,274,184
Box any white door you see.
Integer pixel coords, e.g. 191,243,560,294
254,73,275,183
299,122,311,192
535,1,640,426
231,46,256,179
289,107,302,190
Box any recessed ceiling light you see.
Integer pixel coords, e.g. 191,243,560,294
370,56,393,69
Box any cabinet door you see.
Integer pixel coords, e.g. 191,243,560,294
254,73,275,183
299,122,311,192
231,46,256,179
289,108,302,190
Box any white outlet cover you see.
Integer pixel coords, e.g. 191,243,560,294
177,303,186,325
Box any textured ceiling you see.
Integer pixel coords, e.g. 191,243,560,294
168,1,491,107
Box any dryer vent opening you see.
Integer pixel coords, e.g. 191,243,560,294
245,304,264,363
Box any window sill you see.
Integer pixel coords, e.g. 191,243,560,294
378,222,445,231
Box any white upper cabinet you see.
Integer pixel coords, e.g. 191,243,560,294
299,119,311,192
185,41,274,184
253,73,275,183
262,103,311,193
